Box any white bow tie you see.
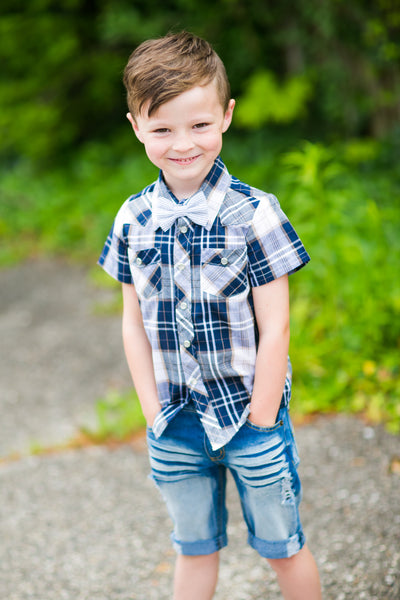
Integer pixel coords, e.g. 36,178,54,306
155,191,209,231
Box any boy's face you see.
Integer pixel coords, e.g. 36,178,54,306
127,82,235,200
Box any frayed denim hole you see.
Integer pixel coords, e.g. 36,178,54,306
281,477,295,506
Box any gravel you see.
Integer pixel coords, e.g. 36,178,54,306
0,260,131,456
0,260,399,599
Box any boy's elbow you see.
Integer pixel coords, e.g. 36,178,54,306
283,317,290,339
277,320,290,349
260,318,290,348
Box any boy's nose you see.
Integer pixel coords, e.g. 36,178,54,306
172,131,195,152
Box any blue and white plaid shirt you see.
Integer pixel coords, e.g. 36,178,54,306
99,157,310,449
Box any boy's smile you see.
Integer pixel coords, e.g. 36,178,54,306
128,83,235,200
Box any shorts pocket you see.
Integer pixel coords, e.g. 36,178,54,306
128,247,162,299
201,247,248,297
229,420,289,489
245,417,284,433
146,430,204,483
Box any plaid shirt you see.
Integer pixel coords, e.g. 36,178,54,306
99,157,310,450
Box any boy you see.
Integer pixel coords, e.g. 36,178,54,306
99,32,321,600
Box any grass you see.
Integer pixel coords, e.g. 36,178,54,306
81,389,146,443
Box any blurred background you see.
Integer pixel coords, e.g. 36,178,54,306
1,0,399,433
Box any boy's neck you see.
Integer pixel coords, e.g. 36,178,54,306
163,174,204,202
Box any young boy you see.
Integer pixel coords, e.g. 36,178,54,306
99,31,321,600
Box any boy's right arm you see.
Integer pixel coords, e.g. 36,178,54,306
121,282,161,427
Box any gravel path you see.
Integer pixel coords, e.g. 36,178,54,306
1,260,399,599
0,260,132,457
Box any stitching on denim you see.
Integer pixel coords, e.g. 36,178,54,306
216,465,227,540
204,433,226,462
245,419,284,433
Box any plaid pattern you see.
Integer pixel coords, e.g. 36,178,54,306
99,157,310,450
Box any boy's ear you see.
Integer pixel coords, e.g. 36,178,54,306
222,99,235,133
126,112,144,143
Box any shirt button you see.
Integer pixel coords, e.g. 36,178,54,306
177,263,185,271
183,340,191,348
135,257,143,265
180,225,188,234
181,301,188,310
220,257,229,266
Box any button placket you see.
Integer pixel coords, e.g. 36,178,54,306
174,219,194,347
173,219,207,395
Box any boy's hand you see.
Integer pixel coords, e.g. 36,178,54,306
144,405,162,428
248,406,279,428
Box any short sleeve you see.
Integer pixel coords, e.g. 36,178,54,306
246,193,310,287
98,220,134,284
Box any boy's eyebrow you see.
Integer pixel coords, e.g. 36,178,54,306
147,111,216,123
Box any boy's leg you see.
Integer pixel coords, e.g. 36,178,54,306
225,407,321,599
146,407,228,599
173,552,219,600
267,544,321,600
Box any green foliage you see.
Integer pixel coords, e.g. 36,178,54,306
273,141,400,432
235,70,313,128
82,389,146,442
0,140,157,265
1,1,399,167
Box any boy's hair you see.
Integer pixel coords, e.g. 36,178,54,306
123,31,231,118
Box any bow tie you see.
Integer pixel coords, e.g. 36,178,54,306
154,191,209,231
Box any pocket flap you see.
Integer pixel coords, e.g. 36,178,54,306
133,247,160,267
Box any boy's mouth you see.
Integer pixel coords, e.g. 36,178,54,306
168,155,200,165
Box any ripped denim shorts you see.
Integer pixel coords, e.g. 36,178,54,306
146,403,306,559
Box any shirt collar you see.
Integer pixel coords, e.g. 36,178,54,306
152,157,231,231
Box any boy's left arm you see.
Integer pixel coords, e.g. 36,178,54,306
248,274,290,427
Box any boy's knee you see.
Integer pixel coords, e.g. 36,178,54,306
267,554,295,574
267,544,316,577
267,545,306,574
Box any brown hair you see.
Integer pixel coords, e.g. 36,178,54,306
123,32,231,118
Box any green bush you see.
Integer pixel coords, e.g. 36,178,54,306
0,142,157,265
271,141,399,431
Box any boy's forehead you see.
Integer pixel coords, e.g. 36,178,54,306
137,81,224,120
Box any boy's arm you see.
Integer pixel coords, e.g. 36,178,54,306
249,274,290,427
121,282,161,426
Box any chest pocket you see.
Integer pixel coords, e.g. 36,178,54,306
128,248,162,299
201,247,249,298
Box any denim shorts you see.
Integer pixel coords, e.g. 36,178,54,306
146,403,306,559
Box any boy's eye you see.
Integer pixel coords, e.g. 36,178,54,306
193,122,209,129
153,128,169,134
